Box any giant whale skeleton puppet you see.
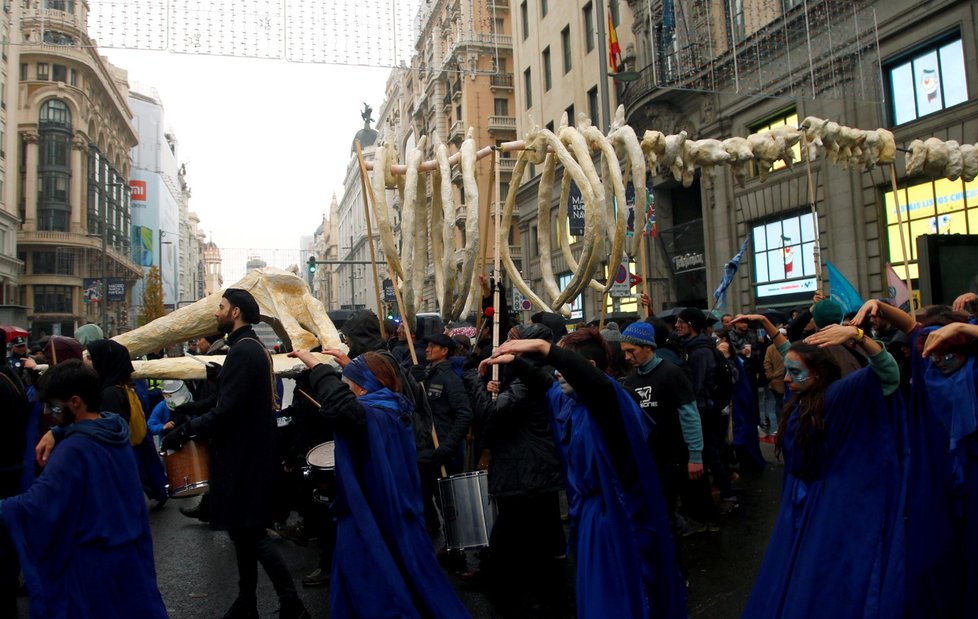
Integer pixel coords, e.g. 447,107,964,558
116,108,971,377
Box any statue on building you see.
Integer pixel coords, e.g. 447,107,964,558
361,103,374,128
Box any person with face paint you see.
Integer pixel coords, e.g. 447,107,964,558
852,299,978,618
736,313,906,619
0,360,167,618
482,328,687,619
288,349,471,619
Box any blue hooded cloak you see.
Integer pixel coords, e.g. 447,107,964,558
546,379,687,618
742,365,907,618
730,354,766,471
0,413,166,619
904,328,978,618
329,386,470,619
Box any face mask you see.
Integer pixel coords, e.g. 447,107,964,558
785,358,811,384
554,369,574,395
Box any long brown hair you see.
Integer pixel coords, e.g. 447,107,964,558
362,351,401,393
559,327,611,372
775,343,841,467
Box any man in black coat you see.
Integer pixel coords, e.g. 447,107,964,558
0,328,28,617
163,289,308,619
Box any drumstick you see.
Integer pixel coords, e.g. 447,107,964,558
297,389,321,408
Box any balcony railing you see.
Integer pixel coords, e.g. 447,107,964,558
498,157,516,174
509,245,522,261
487,115,517,133
449,119,464,142
490,72,514,89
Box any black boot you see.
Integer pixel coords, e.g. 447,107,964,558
221,596,259,619
277,597,311,619
179,495,210,522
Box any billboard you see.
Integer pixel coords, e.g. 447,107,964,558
752,211,818,299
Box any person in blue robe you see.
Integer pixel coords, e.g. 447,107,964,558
870,303,978,619
289,349,470,619
482,327,687,619
737,315,906,619
728,351,767,471
0,359,167,619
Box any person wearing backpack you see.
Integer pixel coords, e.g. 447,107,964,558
676,308,738,506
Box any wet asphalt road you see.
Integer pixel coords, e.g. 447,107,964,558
16,443,782,618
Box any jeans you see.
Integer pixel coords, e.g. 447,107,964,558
760,388,782,434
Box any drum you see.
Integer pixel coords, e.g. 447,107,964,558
162,439,210,498
438,470,496,550
305,441,337,506
306,441,335,470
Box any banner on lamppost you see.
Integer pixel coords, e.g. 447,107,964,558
107,278,126,301
82,278,103,303
382,278,396,302
568,181,585,236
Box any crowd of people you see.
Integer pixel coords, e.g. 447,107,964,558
0,281,976,618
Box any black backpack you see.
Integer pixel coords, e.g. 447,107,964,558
682,345,737,414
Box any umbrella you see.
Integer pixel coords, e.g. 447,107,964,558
0,325,28,343
759,309,788,326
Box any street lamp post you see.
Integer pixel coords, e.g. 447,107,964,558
159,229,174,307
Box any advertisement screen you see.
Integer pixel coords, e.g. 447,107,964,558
753,211,818,299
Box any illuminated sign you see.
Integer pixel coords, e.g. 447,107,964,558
752,211,818,298
884,177,978,280
130,180,147,202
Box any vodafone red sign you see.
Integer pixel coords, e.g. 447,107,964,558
130,180,147,202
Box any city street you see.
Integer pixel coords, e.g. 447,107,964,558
16,445,781,618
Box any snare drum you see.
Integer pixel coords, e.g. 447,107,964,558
162,439,210,498
306,441,336,470
438,470,496,550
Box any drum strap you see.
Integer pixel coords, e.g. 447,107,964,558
241,337,279,412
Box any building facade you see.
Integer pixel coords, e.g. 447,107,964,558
177,168,205,307
14,0,142,337
202,240,223,296
0,5,21,324
128,85,186,318
619,0,978,312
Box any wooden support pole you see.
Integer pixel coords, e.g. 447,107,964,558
888,163,917,321
355,140,387,340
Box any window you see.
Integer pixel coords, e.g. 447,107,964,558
752,211,818,300
609,0,620,27
583,3,595,52
884,177,978,280
32,250,73,275
728,0,745,42
566,104,575,125
542,47,552,91
540,0,548,17
561,26,572,73
886,34,967,126
520,0,528,40
45,0,74,12
557,273,583,320
33,285,72,313
37,63,49,80
494,17,504,36
545,120,555,133
493,97,509,116
19,63,26,80
70,69,77,86
52,64,67,83
749,109,799,176
523,68,532,109
587,86,599,126
42,31,74,46
37,208,69,232
39,99,71,129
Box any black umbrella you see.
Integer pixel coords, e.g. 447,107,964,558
759,309,788,326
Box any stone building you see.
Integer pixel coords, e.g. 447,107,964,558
14,0,141,337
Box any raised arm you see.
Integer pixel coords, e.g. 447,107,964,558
850,299,916,334
805,324,900,396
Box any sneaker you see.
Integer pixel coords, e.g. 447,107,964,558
678,519,708,537
274,521,313,547
436,547,466,571
302,567,330,588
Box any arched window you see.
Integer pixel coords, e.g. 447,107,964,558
37,99,72,231
39,99,71,129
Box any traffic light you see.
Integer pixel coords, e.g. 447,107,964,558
307,256,317,274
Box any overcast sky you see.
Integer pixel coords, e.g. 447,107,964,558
104,49,391,256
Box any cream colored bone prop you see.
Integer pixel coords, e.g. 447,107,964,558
608,106,647,256
450,129,481,320
113,267,344,358
371,142,404,281
129,352,338,380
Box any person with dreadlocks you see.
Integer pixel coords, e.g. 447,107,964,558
736,313,906,618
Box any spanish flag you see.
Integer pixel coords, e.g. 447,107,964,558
608,11,623,73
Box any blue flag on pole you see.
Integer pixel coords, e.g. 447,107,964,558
713,236,751,307
826,261,864,314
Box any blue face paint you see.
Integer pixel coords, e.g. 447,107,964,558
785,358,811,384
